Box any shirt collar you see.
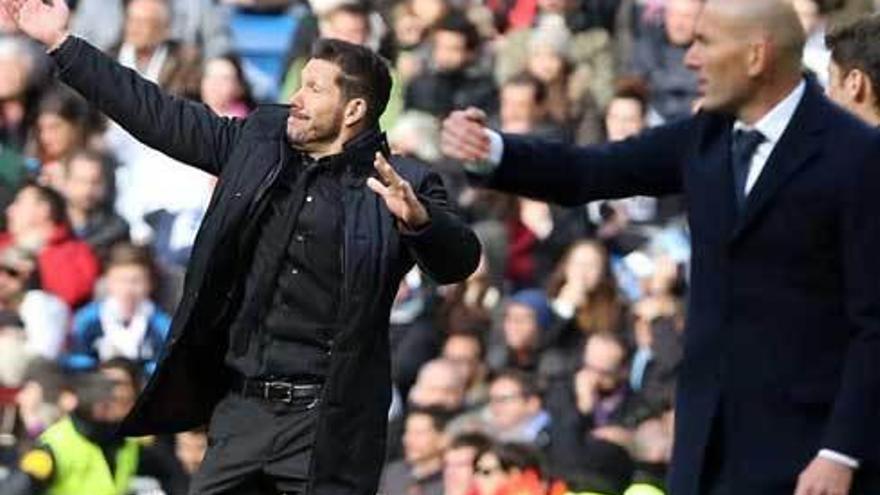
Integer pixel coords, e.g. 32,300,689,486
733,79,806,145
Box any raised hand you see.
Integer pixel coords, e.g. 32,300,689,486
1,0,70,49
367,152,429,230
441,107,492,163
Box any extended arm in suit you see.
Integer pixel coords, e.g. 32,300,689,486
50,37,242,176
468,117,696,206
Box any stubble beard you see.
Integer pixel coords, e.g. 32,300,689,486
287,109,346,153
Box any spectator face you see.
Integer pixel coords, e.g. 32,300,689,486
500,83,541,134
287,59,348,154
410,361,465,409
105,262,152,314
411,0,447,30
474,451,507,495
683,3,754,115
664,0,702,46
176,431,208,475
442,334,482,387
64,155,107,213
582,336,626,394
488,377,538,431
0,262,27,301
393,6,426,47
403,412,446,466
323,9,370,46
124,0,170,51
433,30,471,73
443,444,479,495
6,186,52,236
0,52,29,102
536,0,568,15
605,96,646,142
201,57,244,115
97,367,137,423
36,111,82,163
527,48,564,84
502,303,539,352
564,243,605,293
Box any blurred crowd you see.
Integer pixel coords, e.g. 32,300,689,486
0,0,876,494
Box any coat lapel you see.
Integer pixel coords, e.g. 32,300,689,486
730,80,825,242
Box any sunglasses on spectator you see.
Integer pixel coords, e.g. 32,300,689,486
0,266,21,278
475,464,502,477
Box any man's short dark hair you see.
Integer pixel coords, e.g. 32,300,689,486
310,38,391,128
489,369,540,399
612,76,651,117
22,182,68,226
826,14,880,111
73,372,118,418
503,72,547,105
434,10,481,52
406,405,456,433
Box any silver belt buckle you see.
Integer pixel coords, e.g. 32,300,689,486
264,381,294,403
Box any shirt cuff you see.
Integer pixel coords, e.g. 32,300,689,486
462,129,503,175
818,449,860,469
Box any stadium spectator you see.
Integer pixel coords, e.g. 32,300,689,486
61,149,129,261
0,182,99,307
199,53,256,118
382,406,453,495
483,370,550,444
0,245,69,362
443,432,492,495
405,10,498,118
627,0,700,122
66,243,171,374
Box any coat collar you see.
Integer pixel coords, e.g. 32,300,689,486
729,77,826,242
291,128,388,188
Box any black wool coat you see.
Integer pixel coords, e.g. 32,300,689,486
51,37,481,495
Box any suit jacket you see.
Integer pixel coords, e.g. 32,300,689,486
471,78,880,494
51,37,481,495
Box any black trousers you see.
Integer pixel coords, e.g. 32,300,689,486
188,391,320,495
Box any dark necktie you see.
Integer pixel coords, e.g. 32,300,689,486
731,129,765,210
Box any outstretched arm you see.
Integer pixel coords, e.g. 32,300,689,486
442,107,690,206
2,0,241,176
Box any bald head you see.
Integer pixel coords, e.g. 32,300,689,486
706,0,806,72
685,0,806,122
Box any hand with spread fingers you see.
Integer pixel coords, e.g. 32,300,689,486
440,107,492,163
0,0,70,50
367,152,430,230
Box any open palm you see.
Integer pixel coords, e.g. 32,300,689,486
1,0,69,49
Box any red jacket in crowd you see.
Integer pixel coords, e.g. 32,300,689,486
0,225,100,308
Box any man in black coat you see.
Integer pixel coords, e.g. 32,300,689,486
3,1,481,494
442,1,880,494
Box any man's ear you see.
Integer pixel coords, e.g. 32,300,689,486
344,98,368,127
847,69,870,104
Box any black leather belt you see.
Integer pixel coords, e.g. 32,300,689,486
232,375,323,404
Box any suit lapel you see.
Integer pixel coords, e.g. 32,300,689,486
730,81,825,242
699,120,739,240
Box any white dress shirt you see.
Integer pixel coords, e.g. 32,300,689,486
467,80,860,470
733,80,805,196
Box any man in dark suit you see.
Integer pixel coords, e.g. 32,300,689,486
442,1,880,494
3,1,481,495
